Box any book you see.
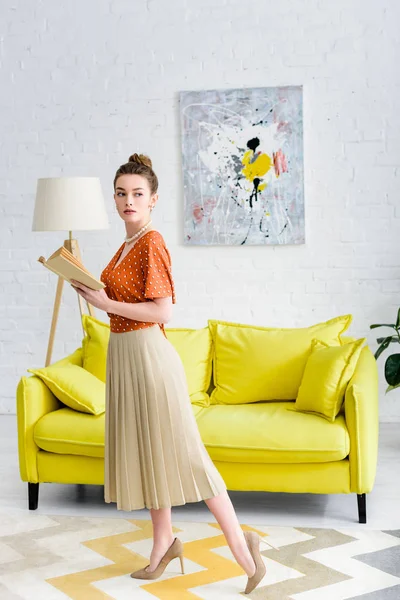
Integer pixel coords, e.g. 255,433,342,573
38,246,105,290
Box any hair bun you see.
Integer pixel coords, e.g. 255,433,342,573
128,153,153,169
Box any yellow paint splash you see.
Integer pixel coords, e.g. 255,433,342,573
242,150,272,182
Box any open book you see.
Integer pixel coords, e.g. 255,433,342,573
38,246,105,290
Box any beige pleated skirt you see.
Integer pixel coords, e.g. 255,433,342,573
104,324,227,511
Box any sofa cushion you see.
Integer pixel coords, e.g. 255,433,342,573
81,314,213,407
165,327,213,407
51,346,83,368
33,404,204,458
34,408,106,458
81,314,110,382
195,402,350,463
294,337,366,422
27,364,105,415
208,315,352,405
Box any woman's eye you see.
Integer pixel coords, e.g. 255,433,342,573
116,192,142,197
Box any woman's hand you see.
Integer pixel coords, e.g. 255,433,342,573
70,279,111,312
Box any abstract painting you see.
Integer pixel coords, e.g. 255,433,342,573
179,85,304,245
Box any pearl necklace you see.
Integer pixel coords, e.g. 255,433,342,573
124,219,152,243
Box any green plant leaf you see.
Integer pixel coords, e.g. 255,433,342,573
377,336,400,344
375,337,395,360
384,353,400,386
396,307,400,329
370,324,395,330
386,382,400,393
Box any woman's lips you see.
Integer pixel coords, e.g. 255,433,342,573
124,210,136,214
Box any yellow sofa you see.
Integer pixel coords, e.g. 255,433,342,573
16,315,379,523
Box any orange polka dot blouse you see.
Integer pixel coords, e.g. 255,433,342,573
100,230,176,336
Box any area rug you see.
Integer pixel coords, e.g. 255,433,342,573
0,513,399,599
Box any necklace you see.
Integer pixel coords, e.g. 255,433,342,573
124,219,152,243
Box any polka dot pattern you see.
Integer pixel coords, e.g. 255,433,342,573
100,230,176,336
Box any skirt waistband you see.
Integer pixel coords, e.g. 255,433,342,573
109,324,161,337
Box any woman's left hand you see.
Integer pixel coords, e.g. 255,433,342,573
70,280,111,311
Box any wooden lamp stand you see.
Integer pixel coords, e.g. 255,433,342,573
45,232,95,367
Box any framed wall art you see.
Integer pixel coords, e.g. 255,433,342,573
179,85,304,245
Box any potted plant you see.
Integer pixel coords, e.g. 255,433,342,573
370,308,400,392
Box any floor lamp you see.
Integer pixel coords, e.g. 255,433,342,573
32,177,109,366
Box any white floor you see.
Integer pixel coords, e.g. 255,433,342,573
2,415,399,530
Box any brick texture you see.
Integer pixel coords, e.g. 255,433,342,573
1,0,399,418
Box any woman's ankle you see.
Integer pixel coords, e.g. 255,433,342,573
153,534,175,549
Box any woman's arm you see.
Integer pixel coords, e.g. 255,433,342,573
70,279,173,324
107,296,173,324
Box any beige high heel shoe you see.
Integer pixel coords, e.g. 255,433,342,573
243,531,279,594
130,537,185,580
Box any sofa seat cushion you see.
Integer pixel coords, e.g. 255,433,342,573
196,402,350,464
33,404,205,458
34,408,105,458
33,403,349,464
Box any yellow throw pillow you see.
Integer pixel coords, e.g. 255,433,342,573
208,315,352,405
341,335,357,344
165,327,213,407
81,314,110,382
294,337,366,422
27,363,105,415
80,315,212,407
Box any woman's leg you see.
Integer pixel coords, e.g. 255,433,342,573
147,507,175,571
205,490,256,577
147,492,256,577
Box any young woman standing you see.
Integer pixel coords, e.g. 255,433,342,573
71,153,269,594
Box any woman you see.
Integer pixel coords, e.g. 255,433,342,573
70,153,269,594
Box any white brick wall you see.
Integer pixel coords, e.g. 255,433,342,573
1,0,400,419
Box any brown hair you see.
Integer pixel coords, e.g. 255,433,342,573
113,153,158,194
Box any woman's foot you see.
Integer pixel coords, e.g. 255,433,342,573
243,531,266,594
246,562,256,578
130,537,184,580
227,531,257,578
146,535,176,572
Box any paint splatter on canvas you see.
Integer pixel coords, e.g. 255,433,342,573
179,86,304,245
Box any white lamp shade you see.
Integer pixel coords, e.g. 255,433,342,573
32,177,110,232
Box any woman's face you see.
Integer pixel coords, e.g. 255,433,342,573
114,174,157,227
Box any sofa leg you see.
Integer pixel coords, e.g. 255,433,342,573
357,493,366,523
28,483,39,510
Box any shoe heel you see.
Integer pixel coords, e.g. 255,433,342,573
260,536,279,551
179,554,185,574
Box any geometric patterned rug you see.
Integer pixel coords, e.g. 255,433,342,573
0,514,399,599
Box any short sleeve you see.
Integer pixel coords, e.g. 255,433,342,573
142,235,176,303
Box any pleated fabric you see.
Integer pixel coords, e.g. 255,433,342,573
104,324,227,511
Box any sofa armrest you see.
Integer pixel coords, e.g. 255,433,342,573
16,375,61,483
344,346,379,494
